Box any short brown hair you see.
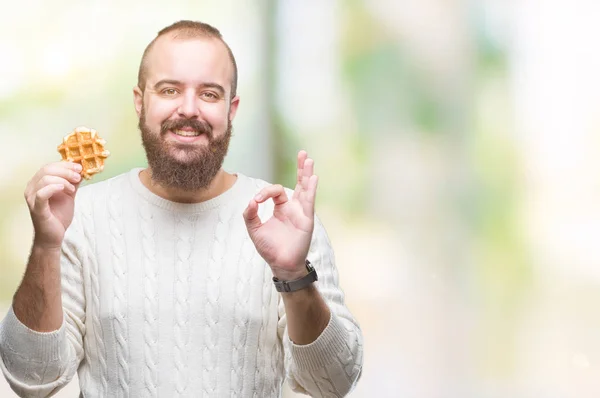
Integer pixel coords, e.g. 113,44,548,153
137,20,238,99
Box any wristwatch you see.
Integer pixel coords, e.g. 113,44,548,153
273,260,318,293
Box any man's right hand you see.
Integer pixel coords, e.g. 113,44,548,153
24,161,83,250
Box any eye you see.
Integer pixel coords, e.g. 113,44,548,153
201,92,219,101
161,88,178,96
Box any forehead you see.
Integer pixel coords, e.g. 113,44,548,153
145,36,233,91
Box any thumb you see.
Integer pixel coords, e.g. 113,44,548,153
243,199,262,233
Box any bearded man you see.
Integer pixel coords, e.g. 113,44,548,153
0,20,363,398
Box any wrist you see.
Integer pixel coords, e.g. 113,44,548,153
272,260,318,293
33,231,64,251
31,242,62,255
270,267,308,282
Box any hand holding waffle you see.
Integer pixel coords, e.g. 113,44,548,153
24,127,109,250
24,160,83,250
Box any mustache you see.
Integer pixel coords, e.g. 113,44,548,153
160,118,212,137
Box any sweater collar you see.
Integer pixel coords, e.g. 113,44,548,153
128,167,247,213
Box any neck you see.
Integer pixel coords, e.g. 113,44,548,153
139,168,237,203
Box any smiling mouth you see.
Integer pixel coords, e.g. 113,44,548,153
172,129,201,137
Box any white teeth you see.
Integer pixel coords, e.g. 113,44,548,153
174,129,199,137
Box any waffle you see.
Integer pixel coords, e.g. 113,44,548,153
57,126,110,180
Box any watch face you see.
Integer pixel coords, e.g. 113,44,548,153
305,259,314,271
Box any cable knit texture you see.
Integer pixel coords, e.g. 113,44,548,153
0,168,363,397
174,213,193,396
108,177,130,397
80,188,108,396
141,199,159,397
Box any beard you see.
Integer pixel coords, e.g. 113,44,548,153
139,107,232,191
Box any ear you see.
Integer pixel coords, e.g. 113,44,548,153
133,86,143,118
228,95,240,121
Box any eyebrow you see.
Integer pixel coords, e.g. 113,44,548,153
153,79,225,95
153,79,182,89
200,82,226,96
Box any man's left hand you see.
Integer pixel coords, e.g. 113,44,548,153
243,150,318,281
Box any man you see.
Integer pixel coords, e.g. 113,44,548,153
0,20,363,397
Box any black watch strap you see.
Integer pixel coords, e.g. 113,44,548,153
273,260,318,293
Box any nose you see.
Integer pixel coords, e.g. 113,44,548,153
177,91,200,118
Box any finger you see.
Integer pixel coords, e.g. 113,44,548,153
26,163,81,202
32,184,65,215
301,175,319,216
26,176,75,210
292,181,302,201
35,175,76,194
31,162,83,186
301,158,314,190
243,199,262,232
254,184,288,206
294,156,313,201
38,161,83,179
296,150,308,186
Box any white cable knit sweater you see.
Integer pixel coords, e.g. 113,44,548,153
0,168,363,398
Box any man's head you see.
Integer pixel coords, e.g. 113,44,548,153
137,20,238,99
134,20,240,191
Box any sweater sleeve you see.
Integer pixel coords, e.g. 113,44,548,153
0,212,87,397
277,215,364,397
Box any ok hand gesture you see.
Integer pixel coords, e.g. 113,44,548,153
243,151,318,281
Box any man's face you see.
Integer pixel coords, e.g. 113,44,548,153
134,36,239,191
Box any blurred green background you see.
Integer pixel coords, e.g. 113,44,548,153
2,0,600,396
